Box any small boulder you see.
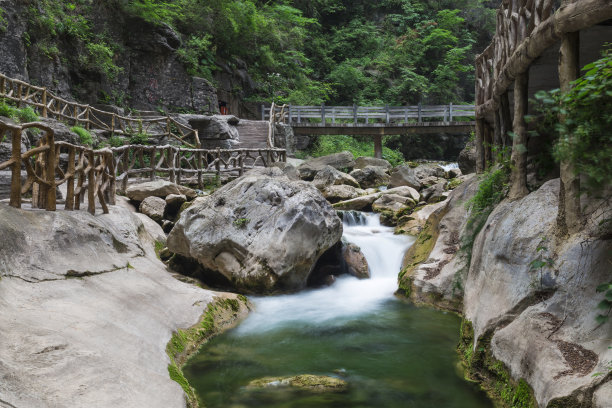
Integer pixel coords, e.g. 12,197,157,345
414,163,446,180
312,165,360,190
458,139,477,174
297,151,356,180
139,196,166,223
354,156,391,170
247,375,347,393
165,194,187,214
343,243,370,279
372,194,416,214
382,186,420,202
322,185,362,203
421,182,448,204
448,168,462,179
349,166,389,189
388,165,422,190
333,193,380,211
126,180,196,202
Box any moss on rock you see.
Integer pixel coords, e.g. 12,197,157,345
166,294,251,408
247,374,348,393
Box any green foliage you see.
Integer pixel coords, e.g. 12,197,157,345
70,126,93,146
107,136,125,147
305,134,404,166
533,45,612,193
233,218,250,228
0,100,39,123
176,34,215,80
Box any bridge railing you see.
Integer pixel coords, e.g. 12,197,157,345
262,104,475,125
0,72,201,147
0,119,286,215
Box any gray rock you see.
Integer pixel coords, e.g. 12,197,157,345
178,114,239,149
165,193,186,211
421,182,448,204
414,163,446,180
448,168,462,179
167,169,343,293
312,165,360,190
332,193,380,211
354,156,391,170
271,162,300,181
322,185,362,203
140,196,166,223
372,194,416,214
343,243,370,279
0,205,244,408
349,166,390,189
458,139,477,174
297,151,356,181
126,180,196,202
388,164,422,190
383,186,420,202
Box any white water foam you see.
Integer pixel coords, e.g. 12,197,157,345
236,213,415,334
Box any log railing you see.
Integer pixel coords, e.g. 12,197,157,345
0,120,116,214
0,119,286,214
262,103,475,125
0,72,201,148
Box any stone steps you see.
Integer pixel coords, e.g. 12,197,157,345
236,120,270,149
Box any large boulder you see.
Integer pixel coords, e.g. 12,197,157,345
297,151,356,180
167,167,343,293
383,186,420,202
126,180,196,202
388,164,422,190
372,194,416,214
414,163,446,180
179,114,240,149
312,165,360,190
354,156,391,170
421,182,448,204
349,166,389,189
458,139,477,174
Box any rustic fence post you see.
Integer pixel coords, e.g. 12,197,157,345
107,150,116,205
16,83,22,107
86,150,96,214
196,150,203,189
215,147,221,177
65,147,76,210
42,88,48,118
85,107,90,130
9,128,22,209
45,129,56,211
150,146,156,181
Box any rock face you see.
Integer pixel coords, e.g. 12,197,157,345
400,177,612,407
349,166,389,189
0,204,243,408
458,139,477,174
312,165,360,190
126,180,196,202
297,151,356,180
167,168,343,293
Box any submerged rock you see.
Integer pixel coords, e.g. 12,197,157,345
167,167,343,293
343,243,370,279
247,375,347,392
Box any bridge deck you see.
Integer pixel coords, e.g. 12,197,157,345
291,121,475,136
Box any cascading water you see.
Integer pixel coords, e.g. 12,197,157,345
184,212,493,408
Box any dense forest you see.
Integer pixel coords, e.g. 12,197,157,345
20,0,496,106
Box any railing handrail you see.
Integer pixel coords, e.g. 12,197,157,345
0,119,287,215
261,103,474,124
0,72,201,148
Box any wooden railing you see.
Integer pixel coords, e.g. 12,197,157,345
0,120,116,214
262,103,475,125
265,102,288,147
0,72,201,148
0,119,286,214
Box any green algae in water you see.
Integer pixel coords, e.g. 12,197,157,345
184,299,493,408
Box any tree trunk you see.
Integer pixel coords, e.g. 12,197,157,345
508,72,529,200
557,29,581,234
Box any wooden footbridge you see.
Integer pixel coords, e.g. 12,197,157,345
263,103,475,158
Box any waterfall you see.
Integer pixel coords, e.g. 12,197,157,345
236,212,415,334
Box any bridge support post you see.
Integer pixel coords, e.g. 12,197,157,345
508,72,529,200
374,134,383,159
557,29,581,234
475,119,485,173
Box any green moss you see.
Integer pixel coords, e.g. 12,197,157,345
447,178,464,190
71,126,93,146
165,296,250,407
457,318,537,408
154,240,165,260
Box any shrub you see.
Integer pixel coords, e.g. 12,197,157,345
71,126,93,146
0,100,38,123
304,134,404,166
129,132,150,145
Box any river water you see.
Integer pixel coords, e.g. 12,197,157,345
184,213,492,408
